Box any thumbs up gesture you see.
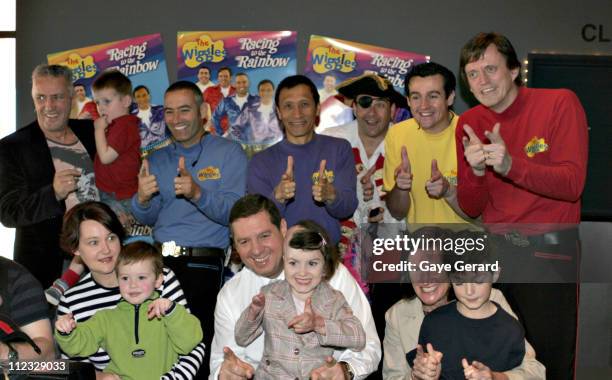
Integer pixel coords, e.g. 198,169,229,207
274,156,296,203
462,359,494,380
412,343,443,380
247,292,266,321
425,159,451,199
137,159,159,205
394,146,413,191
287,297,325,334
312,160,336,204
360,164,378,202
483,123,512,175
174,156,201,200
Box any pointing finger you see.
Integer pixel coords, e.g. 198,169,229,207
484,122,503,144
401,146,411,173
304,297,313,313
430,159,441,180
140,159,150,177
286,156,294,179
318,159,327,183
360,164,378,184
223,346,237,361
463,124,482,145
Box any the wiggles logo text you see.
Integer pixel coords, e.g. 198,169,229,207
183,35,226,68
62,53,97,81
311,46,357,74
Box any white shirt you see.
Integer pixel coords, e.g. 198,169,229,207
210,263,381,379
234,94,248,109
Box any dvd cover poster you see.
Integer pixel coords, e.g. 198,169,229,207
304,35,430,132
177,31,297,155
48,33,172,156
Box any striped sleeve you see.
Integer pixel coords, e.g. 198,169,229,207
161,267,188,311
160,341,206,380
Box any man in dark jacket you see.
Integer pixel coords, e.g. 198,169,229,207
0,64,97,288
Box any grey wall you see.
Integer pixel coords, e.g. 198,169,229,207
15,0,612,377
16,0,612,124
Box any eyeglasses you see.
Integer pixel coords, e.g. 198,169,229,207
356,95,390,110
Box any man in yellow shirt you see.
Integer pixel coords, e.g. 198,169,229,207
383,62,472,225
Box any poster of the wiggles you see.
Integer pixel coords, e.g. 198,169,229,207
305,35,430,132
177,31,297,153
48,33,171,156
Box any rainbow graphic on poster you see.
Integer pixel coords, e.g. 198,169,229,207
47,33,169,106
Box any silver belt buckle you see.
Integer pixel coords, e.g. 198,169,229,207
161,241,180,257
504,231,530,247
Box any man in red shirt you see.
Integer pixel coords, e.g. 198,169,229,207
204,67,236,134
456,32,588,380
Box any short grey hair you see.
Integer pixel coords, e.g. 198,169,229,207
32,64,73,93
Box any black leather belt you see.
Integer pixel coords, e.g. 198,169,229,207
159,241,224,258
501,228,578,248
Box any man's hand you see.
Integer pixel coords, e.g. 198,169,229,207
137,159,159,205
219,346,255,380
425,159,451,199
483,123,512,176
360,164,378,202
312,159,336,203
411,343,443,380
53,168,81,201
174,156,201,201
147,298,172,320
247,293,265,321
287,297,325,335
55,313,77,334
274,156,296,203
394,146,412,191
462,124,486,176
310,356,345,380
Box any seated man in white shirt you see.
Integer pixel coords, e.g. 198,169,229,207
210,194,381,380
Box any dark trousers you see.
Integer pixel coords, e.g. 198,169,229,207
493,230,580,380
163,254,225,379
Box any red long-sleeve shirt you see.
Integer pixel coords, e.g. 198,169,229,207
455,87,588,234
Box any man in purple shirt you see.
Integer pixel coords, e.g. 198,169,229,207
247,75,357,243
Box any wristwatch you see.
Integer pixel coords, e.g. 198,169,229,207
339,361,355,380
7,343,18,362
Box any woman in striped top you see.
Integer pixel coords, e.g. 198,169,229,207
56,201,205,380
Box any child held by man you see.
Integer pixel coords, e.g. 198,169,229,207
46,70,141,306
